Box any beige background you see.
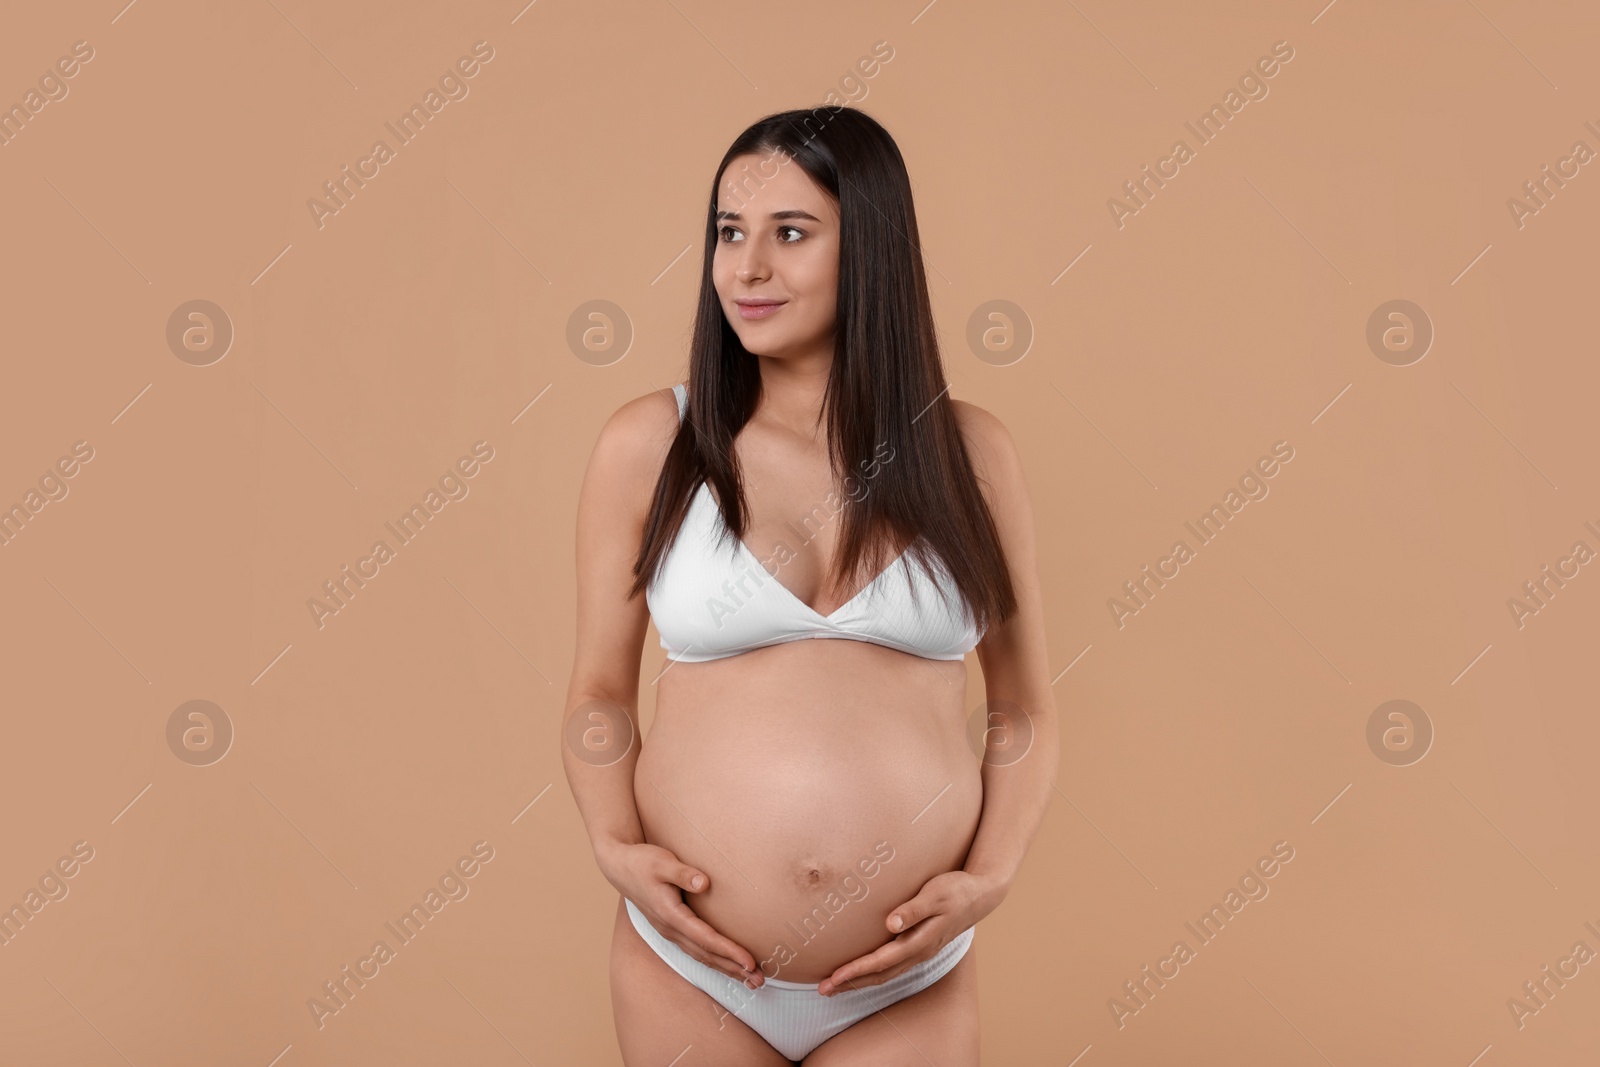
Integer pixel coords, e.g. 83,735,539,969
1,0,1597,1063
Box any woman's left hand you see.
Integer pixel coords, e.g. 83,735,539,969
817,869,1007,996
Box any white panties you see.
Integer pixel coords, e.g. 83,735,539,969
623,896,975,1060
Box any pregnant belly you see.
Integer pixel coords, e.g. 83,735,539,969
635,640,983,984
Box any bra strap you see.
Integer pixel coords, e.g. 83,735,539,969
672,382,687,423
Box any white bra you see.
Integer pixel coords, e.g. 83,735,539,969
645,383,985,663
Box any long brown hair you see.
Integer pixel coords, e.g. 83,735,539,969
628,105,1016,634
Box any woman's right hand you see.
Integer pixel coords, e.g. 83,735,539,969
597,839,765,988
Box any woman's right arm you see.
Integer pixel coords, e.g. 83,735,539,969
560,387,763,987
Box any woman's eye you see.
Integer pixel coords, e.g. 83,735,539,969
718,224,803,243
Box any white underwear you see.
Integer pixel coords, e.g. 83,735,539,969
623,896,975,1060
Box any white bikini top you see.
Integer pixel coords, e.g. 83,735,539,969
645,383,985,663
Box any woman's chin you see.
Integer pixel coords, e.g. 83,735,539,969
736,337,783,356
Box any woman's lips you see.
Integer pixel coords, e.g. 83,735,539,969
736,300,786,320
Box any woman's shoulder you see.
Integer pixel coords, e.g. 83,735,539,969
596,383,682,447
948,397,1019,486
584,383,685,502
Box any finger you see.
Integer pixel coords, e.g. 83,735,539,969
664,861,708,894
666,932,763,986
666,904,760,977
832,962,913,994
886,893,935,933
644,900,755,981
638,887,757,982
819,937,920,995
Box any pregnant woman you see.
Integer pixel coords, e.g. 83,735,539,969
563,106,1058,1065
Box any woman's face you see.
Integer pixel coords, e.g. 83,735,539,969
712,150,840,361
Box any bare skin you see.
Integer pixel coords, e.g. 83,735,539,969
563,149,1059,1065
610,895,980,1066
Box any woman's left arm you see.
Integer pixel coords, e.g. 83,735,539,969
819,402,1060,996
953,399,1060,916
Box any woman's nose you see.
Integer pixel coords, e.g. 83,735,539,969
735,245,770,283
